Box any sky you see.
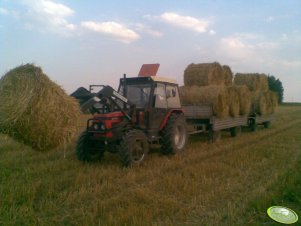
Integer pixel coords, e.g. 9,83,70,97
0,0,300,102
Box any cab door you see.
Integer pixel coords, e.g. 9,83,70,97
148,82,168,131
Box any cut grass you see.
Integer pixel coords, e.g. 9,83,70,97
0,105,300,226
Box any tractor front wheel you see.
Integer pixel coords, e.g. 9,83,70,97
76,130,104,162
119,130,149,167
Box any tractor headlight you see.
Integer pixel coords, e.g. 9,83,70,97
93,123,105,131
93,123,99,130
100,124,105,130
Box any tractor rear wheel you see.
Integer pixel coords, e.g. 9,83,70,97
119,130,149,167
161,114,188,155
76,130,104,162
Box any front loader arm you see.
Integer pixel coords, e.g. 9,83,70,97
80,86,135,122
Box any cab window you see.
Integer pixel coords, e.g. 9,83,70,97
154,83,167,108
166,85,181,108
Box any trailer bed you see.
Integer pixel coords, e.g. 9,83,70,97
183,104,273,142
183,105,248,130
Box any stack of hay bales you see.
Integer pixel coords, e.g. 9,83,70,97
234,73,278,115
0,64,81,151
234,73,269,92
180,85,229,118
181,62,251,118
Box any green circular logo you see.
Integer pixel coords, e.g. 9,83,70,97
267,206,298,224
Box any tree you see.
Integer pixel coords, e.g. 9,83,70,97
267,75,284,103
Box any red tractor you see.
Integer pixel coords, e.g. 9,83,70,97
76,65,188,166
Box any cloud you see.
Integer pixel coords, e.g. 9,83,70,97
135,23,163,38
21,0,76,35
81,21,140,43
209,30,216,35
266,16,275,22
281,60,301,67
219,36,254,59
0,7,20,19
218,33,279,60
159,12,210,33
0,7,9,15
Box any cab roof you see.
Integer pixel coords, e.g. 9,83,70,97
150,76,177,84
121,76,178,85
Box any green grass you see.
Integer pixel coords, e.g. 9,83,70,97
0,106,300,226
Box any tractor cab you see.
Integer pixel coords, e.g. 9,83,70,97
118,76,182,134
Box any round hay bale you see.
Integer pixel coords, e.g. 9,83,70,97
222,65,233,86
269,91,278,112
251,91,269,115
0,64,81,151
266,91,278,114
180,85,229,118
258,94,268,116
184,62,225,86
235,85,251,115
234,73,269,92
227,86,240,117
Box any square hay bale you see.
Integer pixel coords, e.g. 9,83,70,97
180,85,229,118
0,64,81,151
184,62,225,86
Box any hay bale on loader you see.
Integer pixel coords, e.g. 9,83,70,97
184,62,225,86
234,73,269,92
0,64,81,151
180,85,229,118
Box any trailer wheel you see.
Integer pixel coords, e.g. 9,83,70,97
76,130,104,162
263,121,270,128
230,126,242,137
119,130,149,167
250,123,257,132
248,118,257,132
161,114,188,155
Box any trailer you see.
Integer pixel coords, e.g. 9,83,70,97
183,104,273,142
183,105,246,142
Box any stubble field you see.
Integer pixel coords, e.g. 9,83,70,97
0,104,300,226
